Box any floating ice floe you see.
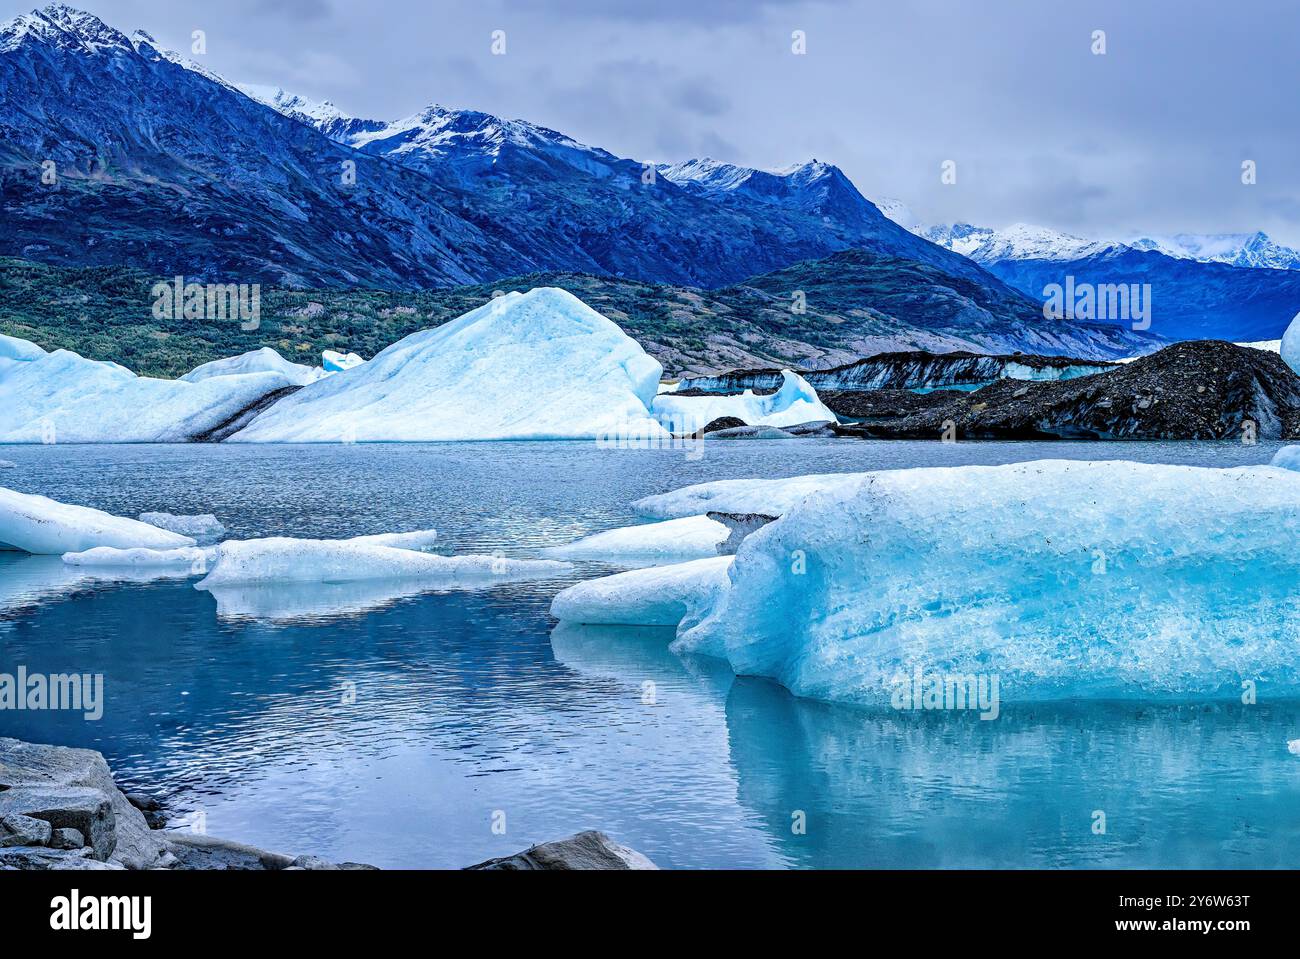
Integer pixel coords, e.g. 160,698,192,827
0,335,306,443
195,537,569,587
138,512,227,544
62,545,216,572
633,471,862,519
541,515,728,564
181,348,324,387
672,459,1300,705
1272,446,1300,471
0,487,195,554
550,555,733,627
1282,311,1300,374
1289,740,1300,756
649,370,837,430
321,349,365,373
230,288,668,443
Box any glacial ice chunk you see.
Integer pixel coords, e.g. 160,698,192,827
195,537,569,587
550,555,733,627
541,515,728,563
1282,311,1300,374
181,348,324,387
0,487,196,554
138,512,227,544
1271,445,1300,472
634,472,863,519
649,370,837,431
230,288,668,442
321,349,365,373
674,459,1300,705
0,336,304,443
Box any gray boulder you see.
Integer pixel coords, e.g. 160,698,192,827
0,846,123,870
0,737,163,868
0,812,52,847
0,787,114,860
49,827,87,850
466,830,657,870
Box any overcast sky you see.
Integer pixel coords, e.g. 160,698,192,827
7,0,1300,243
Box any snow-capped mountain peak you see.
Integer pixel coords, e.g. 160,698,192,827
1126,231,1300,270
236,83,351,128
919,221,1116,263
2,4,133,54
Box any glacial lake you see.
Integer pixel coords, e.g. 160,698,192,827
3,438,1300,869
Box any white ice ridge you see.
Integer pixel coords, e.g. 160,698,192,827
345,529,440,550
541,515,728,563
0,334,305,443
230,288,668,442
633,471,862,519
550,555,733,627
1272,446,1300,471
1282,311,1300,375
672,459,1300,705
0,487,196,554
195,537,569,587
62,545,216,570
649,369,838,430
180,348,324,387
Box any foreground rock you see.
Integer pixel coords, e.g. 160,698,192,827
1,738,656,870
835,341,1300,440
466,831,657,870
0,737,368,870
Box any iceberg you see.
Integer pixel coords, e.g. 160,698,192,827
0,487,195,554
649,370,837,431
550,555,733,627
0,336,304,443
1272,446,1300,472
229,289,668,442
322,349,365,373
195,537,569,588
1282,311,1300,374
0,460,15,469
634,472,862,520
675,459,1300,705
181,348,323,387
541,515,728,563
138,512,227,544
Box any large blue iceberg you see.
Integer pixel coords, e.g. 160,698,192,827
659,459,1300,705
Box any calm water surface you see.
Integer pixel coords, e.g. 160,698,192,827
2,438,1299,868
